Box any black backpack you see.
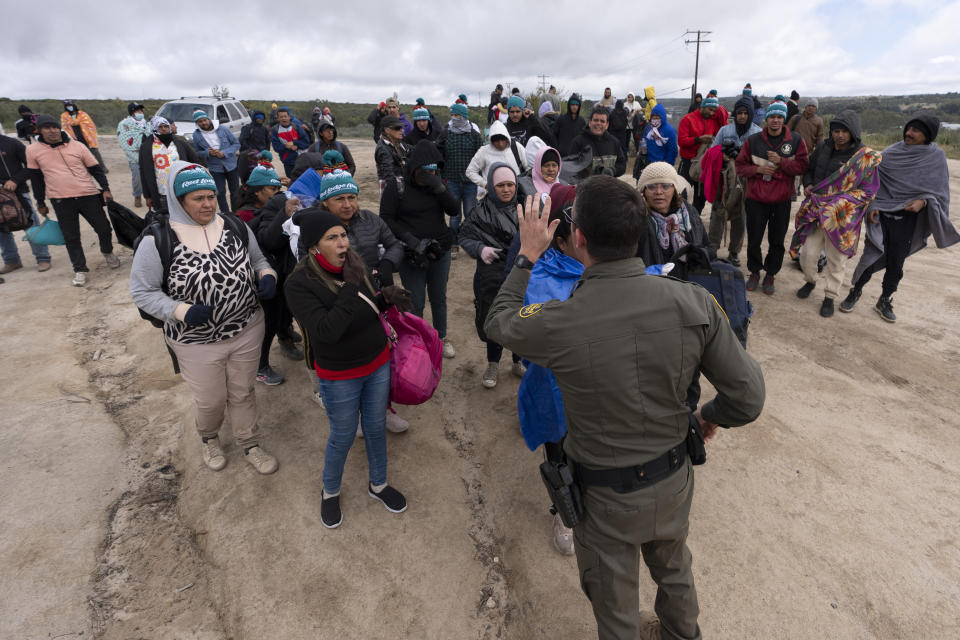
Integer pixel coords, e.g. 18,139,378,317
132,210,249,329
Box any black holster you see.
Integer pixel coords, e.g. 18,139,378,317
686,411,707,466
540,441,585,528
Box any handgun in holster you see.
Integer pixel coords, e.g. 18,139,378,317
686,411,707,466
539,443,585,529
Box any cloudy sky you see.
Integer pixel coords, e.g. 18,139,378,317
3,0,958,105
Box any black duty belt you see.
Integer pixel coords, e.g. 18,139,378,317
573,445,686,494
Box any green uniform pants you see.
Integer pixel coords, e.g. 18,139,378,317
574,460,702,640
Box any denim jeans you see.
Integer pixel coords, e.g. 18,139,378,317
398,250,451,339
127,159,143,198
0,197,51,265
317,361,391,494
212,169,239,213
445,181,478,246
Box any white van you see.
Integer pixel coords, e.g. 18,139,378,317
155,97,251,140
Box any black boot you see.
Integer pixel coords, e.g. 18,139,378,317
874,295,896,323
820,298,835,317
839,288,861,313
797,282,816,299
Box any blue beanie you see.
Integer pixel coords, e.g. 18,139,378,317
278,106,291,114
252,110,265,121
318,170,359,202
413,107,430,121
173,164,217,197
258,150,273,161
193,110,209,122
766,102,788,120
507,96,525,110
458,93,468,103
246,166,282,188
416,97,425,105
450,103,469,118
701,97,719,109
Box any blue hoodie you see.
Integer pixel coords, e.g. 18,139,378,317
643,103,678,165
516,248,584,450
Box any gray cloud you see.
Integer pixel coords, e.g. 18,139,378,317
1,0,955,104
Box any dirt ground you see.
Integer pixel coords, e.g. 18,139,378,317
1,133,958,640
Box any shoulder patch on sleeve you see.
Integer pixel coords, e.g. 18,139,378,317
519,303,544,318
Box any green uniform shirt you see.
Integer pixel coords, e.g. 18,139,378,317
485,257,765,469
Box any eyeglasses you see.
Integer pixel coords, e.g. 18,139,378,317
645,183,674,192
562,204,574,225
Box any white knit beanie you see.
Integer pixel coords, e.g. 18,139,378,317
637,162,692,202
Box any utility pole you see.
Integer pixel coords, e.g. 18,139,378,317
684,30,712,100
537,74,550,93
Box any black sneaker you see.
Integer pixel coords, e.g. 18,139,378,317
875,296,896,323
820,298,835,318
727,253,741,267
278,338,304,361
797,282,816,299
368,484,408,513
839,288,861,313
746,272,760,291
321,493,343,529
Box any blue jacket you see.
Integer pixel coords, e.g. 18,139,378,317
192,126,240,172
516,248,584,450
643,103,678,166
270,121,311,158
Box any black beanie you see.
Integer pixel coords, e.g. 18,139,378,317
293,208,344,249
790,90,800,101
18,104,32,115
34,114,60,129
904,115,939,144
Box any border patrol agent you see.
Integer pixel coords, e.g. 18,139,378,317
485,177,765,640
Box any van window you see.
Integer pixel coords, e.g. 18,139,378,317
225,102,243,121
216,105,229,124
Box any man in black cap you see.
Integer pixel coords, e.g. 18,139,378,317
14,105,37,144
374,114,409,195
842,114,959,321
116,102,150,207
489,85,504,125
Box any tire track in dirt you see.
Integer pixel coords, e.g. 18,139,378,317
69,270,227,639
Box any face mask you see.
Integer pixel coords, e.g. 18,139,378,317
134,113,144,121
651,118,661,128
66,106,75,113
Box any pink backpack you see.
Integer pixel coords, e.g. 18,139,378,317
381,307,443,405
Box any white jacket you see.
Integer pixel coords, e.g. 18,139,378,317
465,121,529,189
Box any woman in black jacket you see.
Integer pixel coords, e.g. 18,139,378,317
284,209,412,529
139,116,200,210
459,163,525,388
380,139,460,358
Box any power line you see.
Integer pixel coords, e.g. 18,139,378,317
592,33,688,79
538,74,550,92
684,30,712,100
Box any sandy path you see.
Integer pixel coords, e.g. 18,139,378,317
1,135,957,639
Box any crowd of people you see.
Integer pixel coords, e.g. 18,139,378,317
2,84,957,640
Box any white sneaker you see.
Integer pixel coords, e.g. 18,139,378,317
103,253,120,268
553,513,575,556
511,361,526,378
72,272,87,287
482,363,499,389
201,437,227,471
312,391,325,407
244,445,278,474
357,420,364,438
386,412,409,433
442,339,456,359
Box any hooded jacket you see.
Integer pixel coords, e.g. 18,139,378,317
129,161,275,328
643,87,658,121
787,109,825,158
239,116,271,152
459,162,520,259
608,100,629,134
553,93,586,156
465,121,529,189
380,140,460,253
803,109,864,187
711,96,763,154
641,104,678,166
517,142,564,199
292,123,357,179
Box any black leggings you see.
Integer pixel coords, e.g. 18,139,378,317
854,211,917,297
259,281,294,369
